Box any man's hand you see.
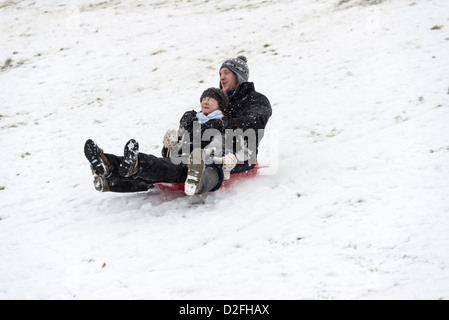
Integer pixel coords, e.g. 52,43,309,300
179,110,197,129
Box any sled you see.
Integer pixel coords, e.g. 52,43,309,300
156,164,261,194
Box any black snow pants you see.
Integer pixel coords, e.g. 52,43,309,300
103,152,188,193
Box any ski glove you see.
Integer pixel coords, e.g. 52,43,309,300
214,153,237,180
163,129,179,149
179,110,197,129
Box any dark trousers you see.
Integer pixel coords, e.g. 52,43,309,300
104,153,188,193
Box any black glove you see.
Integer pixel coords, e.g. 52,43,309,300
161,145,169,158
179,110,197,129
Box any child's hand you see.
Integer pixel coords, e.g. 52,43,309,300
163,129,179,148
213,153,237,180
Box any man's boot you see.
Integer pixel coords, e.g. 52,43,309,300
119,139,139,177
93,175,110,192
84,139,111,177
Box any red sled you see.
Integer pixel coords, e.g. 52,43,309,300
156,164,261,194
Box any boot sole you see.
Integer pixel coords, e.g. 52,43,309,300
185,148,206,196
84,139,107,177
119,139,139,177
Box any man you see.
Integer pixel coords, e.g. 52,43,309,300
169,56,272,194
219,56,272,173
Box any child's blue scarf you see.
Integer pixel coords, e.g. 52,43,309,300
196,110,224,124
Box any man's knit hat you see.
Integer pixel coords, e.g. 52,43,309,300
200,87,229,115
219,56,249,86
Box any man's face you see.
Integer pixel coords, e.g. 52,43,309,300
220,68,238,93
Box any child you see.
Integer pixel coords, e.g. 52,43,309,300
161,87,238,195
84,88,237,195
161,87,229,160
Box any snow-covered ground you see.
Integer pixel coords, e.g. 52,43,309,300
1,0,449,299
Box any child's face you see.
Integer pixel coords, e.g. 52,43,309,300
201,97,220,115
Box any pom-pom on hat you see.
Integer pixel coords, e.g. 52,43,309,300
219,55,249,86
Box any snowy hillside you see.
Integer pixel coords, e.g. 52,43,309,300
1,0,449,299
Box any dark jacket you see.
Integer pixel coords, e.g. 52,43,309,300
223,82,272,172
162,111,225,158
162,83,272,172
